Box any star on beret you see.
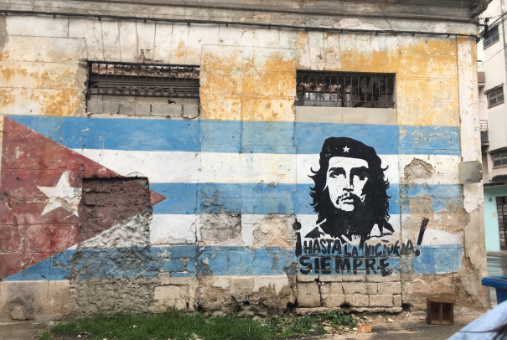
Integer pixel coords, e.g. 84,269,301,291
343,146,350,153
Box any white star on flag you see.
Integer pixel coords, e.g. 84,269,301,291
37,171,82,217
343,146,350,153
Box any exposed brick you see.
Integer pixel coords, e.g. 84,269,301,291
297,273,318,282
320,282,342,295
87,100,104,113
183,103,199,119
321,282,344,307
161,259,185,272
345,294,369,307
342,282,367,295
152,103,182,117
370,294,394,307
26,225,53,253
366,282,378,295
319,274,342,282
366,272,400,282
297,282,320,308
378,282,402,294
230,277,254,301
322,294,345,307
186,259,196,272
154,285,188,300
119,102,135,115
51,225,79,253
394,294,402,307
342,272,366,282
135,103,151,116
172,272,196,278
0,225,23,253
171,245,197,258
103,101,119,114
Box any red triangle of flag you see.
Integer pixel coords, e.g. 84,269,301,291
0,117,166,279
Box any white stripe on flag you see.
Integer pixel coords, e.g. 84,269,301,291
72,149,460,185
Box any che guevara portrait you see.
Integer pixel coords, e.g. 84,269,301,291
305,137,394,247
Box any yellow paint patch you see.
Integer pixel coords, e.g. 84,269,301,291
0,66,29,81
200,94,242,120
242,96,294,121
339,35,356,71
262,55,296,72
200,70,243,95
201,47,243,71
30,89,80,116
398,54,457,79
0,89,15,106
200,36,459,124
398,101,459,126
412,38,457,56
251,72,296,97
172,41,186,61
296,32,308,51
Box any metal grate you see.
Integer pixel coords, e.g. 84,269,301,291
295,71,395,108
87,62,200,98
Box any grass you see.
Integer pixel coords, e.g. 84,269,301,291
39,309,360,340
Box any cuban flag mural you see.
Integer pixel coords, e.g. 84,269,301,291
0,113,464,288
0,117,166,280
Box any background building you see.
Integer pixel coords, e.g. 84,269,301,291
478,0,507,251
0,0,490,321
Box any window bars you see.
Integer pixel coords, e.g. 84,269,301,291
295,71,395,108
87,62,200,98
488,87,504,108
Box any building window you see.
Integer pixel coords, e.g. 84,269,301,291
86,62,200,118
488,87,504,108
295,71,395,108
493,152,507,167
484,25,500,48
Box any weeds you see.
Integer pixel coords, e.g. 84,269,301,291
39,309,360,340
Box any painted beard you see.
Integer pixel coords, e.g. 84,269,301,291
319,193,376,240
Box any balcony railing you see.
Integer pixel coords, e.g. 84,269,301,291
481,120,489,145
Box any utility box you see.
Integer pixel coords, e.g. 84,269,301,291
427,297,454,325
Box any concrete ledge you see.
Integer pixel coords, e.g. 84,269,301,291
296,107,397,125
296,307,403,315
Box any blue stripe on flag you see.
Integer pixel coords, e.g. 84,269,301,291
9,116,461,155
151,183,464,215
2,245,463,281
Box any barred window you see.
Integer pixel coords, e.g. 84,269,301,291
87,62,199,98
86,62,200,118
295,71,395,108
493,152,507,167
484,25,500,49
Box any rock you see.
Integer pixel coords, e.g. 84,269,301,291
358,324,372,333
11,305,29,320
419,316,426,320
387,318,394,323
353,328,358,331
324,326,336,334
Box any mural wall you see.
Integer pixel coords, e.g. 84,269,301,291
0,9,489,320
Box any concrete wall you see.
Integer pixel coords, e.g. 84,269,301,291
0,1,489,321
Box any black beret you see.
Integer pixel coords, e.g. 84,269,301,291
319,137,381,168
